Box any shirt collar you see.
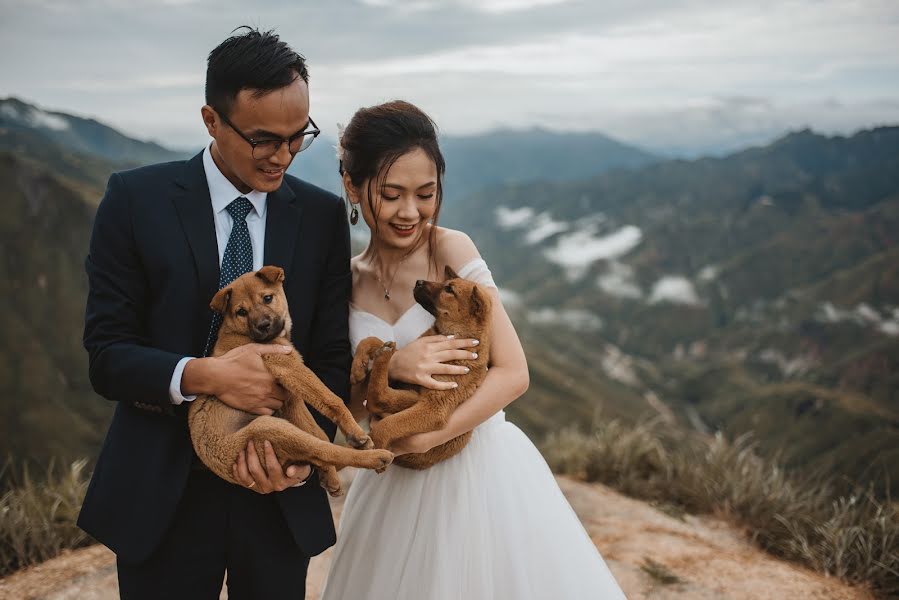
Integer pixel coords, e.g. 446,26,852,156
202,143,267,219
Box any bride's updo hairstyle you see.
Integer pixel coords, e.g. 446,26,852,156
339,100,446,265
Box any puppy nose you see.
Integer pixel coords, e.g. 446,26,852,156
415,280,425,288
256,318,271,332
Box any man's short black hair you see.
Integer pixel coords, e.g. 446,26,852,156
206,27,309,117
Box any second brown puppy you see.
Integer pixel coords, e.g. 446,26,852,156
188,266,393,496
352,265,492,469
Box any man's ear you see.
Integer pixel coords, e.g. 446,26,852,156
210,287,232,314
256,266,285,285
444,265,460,281
200,105,218,138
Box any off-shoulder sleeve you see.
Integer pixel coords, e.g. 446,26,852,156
456,257,497,289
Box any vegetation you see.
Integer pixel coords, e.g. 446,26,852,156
0,459,92,577
444,126,899,497
542,417,899,597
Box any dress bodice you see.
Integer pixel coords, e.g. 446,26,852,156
349,257,497,354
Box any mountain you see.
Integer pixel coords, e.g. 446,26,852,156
442,126,899,495
289,128,658,199
0,97,186,167
0,151,111,466
2,96,896,499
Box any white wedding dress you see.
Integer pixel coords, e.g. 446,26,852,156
321,258,627,600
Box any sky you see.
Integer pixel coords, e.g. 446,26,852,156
1,0,898,156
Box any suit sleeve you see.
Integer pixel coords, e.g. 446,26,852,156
83,172,185,409
304,197,352,439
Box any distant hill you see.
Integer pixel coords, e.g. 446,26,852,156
2,96,896,499
0,151,111,466
289,128,657,199
443,126,899,495
0,97,187,168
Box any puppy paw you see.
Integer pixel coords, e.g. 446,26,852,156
350,355,369,386
373,341,397,359
324,482,345,497
347,433,374,450
367,450,393,473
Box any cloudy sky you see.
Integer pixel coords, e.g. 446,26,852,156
1,0,898,156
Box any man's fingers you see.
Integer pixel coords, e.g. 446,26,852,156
234,450,251,487
250,407,276,416
263,441,280,479
246,441,267,482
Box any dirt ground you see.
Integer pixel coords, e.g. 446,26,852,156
0,475,873,600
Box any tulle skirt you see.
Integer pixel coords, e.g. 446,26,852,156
321,411,627,599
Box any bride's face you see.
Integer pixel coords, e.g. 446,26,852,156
351,147,439,251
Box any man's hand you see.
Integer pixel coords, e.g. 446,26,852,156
184,344,292,415
232,440,312,494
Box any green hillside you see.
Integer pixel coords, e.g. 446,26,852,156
0,152,112,466
442,127,899,495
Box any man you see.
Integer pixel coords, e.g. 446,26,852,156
79,28,350,599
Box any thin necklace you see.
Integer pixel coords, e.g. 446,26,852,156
374,253,410,301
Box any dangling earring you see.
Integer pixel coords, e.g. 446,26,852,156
350,204,359,225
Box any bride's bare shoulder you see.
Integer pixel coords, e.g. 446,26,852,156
433,226,481,271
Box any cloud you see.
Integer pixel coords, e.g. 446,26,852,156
0,0,897,152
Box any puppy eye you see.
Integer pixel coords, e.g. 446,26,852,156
236,308,248,317
444,285,454,294
263,295,273,304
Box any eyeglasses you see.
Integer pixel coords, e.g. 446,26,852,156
218,111,320,159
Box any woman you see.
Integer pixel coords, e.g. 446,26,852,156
322,100,627,599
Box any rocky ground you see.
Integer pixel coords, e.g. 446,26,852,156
0,475,873,600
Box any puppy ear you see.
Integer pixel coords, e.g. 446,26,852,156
469,285,488,320
256,265,285,285
444,265,460,281
210,287,233,314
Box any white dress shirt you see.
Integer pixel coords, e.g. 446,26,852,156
168,144,268,404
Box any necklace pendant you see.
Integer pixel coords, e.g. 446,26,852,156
384,292,390,300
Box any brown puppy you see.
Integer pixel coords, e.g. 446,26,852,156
188,266,393,496
352,266,492,469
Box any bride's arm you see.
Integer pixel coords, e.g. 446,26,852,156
393,230,529,454
429,287,528,443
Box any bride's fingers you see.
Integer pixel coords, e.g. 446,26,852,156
433,338,479,352
434,363,471,375
420,335,453,344
432,349,479,363
422,376,460,391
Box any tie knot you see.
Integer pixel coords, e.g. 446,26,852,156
226,197,253,222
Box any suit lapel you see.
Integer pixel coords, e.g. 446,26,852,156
264,181,301,281
172,151,220,303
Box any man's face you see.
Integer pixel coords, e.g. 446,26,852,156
203,77,310,194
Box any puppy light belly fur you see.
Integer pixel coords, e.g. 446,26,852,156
187,266,392,496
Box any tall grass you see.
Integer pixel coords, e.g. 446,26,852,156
0,459,92,577
542,417,899,598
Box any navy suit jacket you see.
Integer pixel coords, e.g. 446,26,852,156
78,151,351,563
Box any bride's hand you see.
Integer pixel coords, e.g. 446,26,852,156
389,430,440,456
387,335,479,390
369,414,440,455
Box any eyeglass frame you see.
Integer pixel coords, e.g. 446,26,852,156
216,110,320,159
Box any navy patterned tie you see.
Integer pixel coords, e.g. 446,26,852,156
204,197,254,356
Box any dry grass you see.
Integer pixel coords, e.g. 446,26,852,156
0,459,92,577
542,417,899,598
640,556,686,585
